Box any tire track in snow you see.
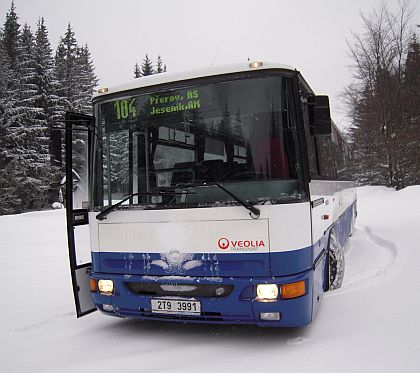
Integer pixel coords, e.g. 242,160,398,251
327,224,404,297
14,312,74,332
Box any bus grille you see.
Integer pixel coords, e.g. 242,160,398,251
126,282,234,298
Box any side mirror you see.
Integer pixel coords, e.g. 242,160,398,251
308,95,332,136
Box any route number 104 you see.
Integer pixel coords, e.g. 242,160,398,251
114,98,137,120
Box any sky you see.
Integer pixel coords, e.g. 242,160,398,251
1,0,418,130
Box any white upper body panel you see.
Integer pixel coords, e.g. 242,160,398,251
93,62,296,99
310,180,357,242
89,202,312,255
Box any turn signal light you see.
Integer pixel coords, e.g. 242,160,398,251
90,279,97,292
281,281,306,299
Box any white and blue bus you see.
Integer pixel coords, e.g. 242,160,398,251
64,62,356,327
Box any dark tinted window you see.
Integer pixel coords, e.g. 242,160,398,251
92,75,306,209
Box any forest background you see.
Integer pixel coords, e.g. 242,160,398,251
0,1,419,215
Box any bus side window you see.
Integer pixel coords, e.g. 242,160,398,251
330,126,351,180
301,97,319,177
316,136,337,179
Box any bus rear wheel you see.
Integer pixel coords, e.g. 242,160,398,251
327,230,345,290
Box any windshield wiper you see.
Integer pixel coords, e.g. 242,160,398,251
174,181,260,218
96,192,142,221
96,190,193,221
97,183,261,221
214,183,260,218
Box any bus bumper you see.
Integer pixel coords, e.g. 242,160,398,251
90,270,314,327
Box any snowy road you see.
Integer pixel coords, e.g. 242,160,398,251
1,186,419,372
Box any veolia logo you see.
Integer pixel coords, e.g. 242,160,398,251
218,237,230,250
217,237,266,251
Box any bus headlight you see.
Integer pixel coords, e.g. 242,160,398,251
256,284,279,301
98,279,114,295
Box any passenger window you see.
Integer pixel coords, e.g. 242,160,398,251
301,97,319,177
316,136,337,179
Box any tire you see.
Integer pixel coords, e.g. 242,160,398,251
327,229,345,290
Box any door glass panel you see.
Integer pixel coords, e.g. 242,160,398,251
72,130,89,210
75,266,95,314
74,225,91,265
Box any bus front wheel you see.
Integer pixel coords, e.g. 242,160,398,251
327,230,345,290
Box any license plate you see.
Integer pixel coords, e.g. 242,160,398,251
151,298,201,315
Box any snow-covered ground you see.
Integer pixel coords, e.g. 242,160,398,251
1,186,419,372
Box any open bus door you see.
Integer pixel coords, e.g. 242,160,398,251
64,112,96,317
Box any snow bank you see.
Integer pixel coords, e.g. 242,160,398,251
0,186,419,372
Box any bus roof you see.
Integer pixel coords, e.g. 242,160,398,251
93,62,296,99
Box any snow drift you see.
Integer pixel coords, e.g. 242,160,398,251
0,186,419,372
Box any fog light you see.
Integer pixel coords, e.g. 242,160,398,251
102,304,115,312
281,281,306,299
98,279,114,295
260,312,280,321
256,284,279,301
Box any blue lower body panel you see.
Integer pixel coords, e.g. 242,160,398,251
90,202,356,327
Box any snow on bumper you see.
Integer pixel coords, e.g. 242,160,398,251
90,271,314,327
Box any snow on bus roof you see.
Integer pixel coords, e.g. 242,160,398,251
93,62,295,99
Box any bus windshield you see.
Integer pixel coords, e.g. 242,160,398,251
91,75,306,210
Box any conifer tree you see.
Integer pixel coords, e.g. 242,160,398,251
55,23,79,113
220,104,231,134
1,1,21,127
74,44,98,114
134,62,141,78
54,25,98,198
1,8,53,212
54,24,97,174
17,22,53,211
0,39,11,118
2,2,20,71
33,18,61,194
18,24,38,122
33,18,59,124
156,55,164,74
0,5,98,214
32,18,62,169
141,54,154,76
73,44,98,183
134,55,167,77
0,2,23,212
55,24,97,114
16,23,37,153
0,39,19,214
